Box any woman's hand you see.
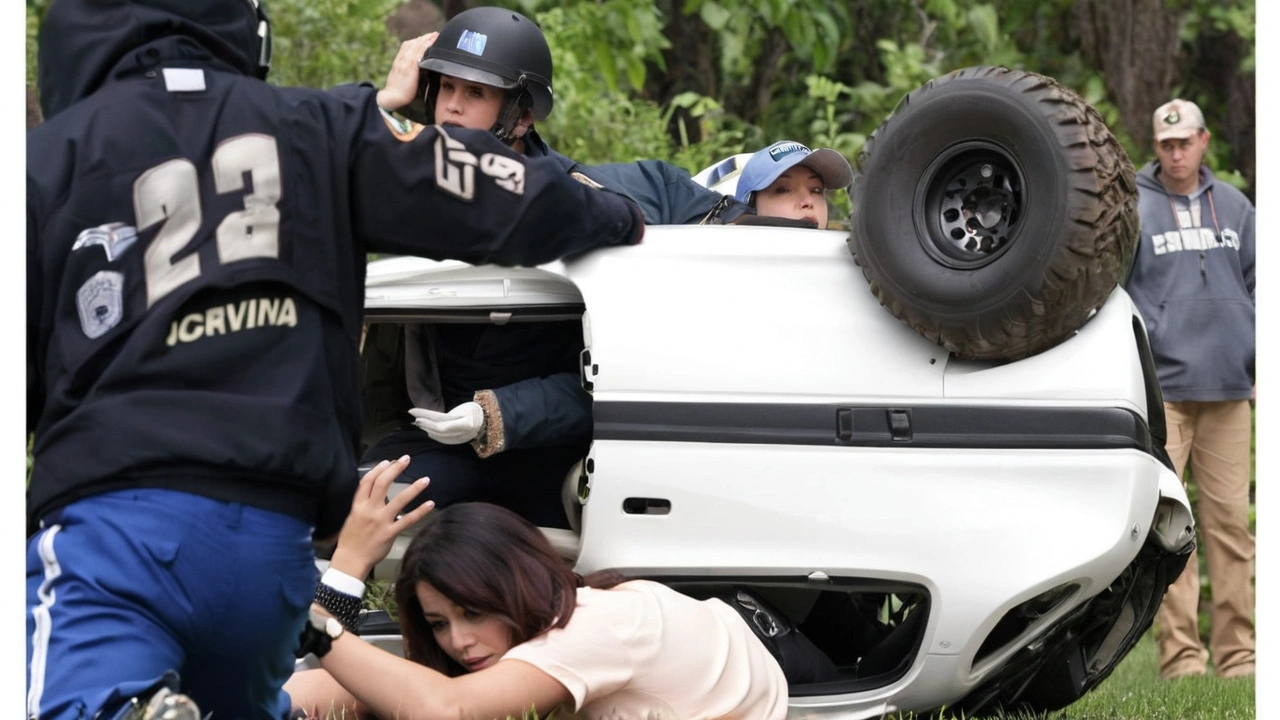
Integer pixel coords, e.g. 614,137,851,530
376,32,439,111
328,456,435,580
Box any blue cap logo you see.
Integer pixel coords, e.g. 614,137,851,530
457,30,488,56
768,141,810,163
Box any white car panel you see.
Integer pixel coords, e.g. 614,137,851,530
562,226,949,401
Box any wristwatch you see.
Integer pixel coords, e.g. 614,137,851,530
295,609,345,659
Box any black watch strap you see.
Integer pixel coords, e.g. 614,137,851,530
295,611,334,659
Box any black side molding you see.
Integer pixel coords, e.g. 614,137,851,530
594,402,1155,453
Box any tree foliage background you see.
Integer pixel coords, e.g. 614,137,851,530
26,0,1255,199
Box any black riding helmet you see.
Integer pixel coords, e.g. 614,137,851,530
416,7,554,144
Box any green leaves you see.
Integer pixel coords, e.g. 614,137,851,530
697,1,732,32
967,4,1000,54
24,0,1253,198
533,0,669,94
267,0,403,90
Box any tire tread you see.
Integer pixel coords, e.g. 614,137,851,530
849,65,1138,360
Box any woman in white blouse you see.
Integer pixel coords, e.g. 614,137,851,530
286,456,789,720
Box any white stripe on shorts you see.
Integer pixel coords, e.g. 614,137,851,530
27,524,62,720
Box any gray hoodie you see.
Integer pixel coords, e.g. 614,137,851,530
1125,162,1255,401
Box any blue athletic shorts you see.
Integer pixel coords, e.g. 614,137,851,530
27,488,317,720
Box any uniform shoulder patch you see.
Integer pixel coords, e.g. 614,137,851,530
570,171,604,190
378,106,425,142
72,222,138,261
77,271,125,339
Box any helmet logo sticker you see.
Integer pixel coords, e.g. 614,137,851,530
457,30,488,56
77,271,125,339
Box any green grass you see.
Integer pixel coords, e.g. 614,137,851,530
811,630,1256,720
996,630,1256,719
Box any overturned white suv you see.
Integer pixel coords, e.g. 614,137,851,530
348,67,1195,718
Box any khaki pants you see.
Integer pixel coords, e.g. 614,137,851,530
1156,400,1256,678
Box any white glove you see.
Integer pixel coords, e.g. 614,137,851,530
409,402,484,445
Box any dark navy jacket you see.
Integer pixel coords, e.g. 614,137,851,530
525,130,750,225
26,0,643,534
416,130,747,453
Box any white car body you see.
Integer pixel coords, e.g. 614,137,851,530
349,225,1194,717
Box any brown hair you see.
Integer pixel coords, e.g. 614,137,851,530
395,502,624,674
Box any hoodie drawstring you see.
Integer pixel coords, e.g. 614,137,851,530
1168,187,1220,283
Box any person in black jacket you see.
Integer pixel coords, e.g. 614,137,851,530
24,0,643,717
376,11,750,227
359,7,747,532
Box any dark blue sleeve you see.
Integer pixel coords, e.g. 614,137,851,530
490,372,592,450
335,86,644,266
576,160,742,225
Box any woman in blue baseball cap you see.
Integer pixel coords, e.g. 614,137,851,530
734,140,853,229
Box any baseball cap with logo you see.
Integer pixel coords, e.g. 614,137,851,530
734,140,853,203
1152,99,1206,142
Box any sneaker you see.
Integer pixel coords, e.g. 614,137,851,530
127,687,202,720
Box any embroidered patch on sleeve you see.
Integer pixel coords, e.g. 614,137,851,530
72,222,138,261
570,172,604,190
77,271,125,339
378,106,425,142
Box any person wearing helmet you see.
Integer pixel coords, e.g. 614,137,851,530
376,7,751,226
419,5,554,145
357,8,747,534
25,0,644,717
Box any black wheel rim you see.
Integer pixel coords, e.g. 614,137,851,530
916,141,1025,270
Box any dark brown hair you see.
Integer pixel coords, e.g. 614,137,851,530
395,502,624,674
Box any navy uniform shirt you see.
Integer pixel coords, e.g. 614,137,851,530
26,0,643,534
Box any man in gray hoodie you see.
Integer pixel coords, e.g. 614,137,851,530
1125,98,1255,680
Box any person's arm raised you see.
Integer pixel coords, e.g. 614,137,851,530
376,33,437,113
349,120,644,268
326,456,433,581
313,459,577,719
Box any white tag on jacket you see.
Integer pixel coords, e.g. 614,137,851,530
163,68,206,92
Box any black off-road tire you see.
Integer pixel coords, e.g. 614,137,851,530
847,66,1138,361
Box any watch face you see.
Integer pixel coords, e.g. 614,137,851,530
326,616,345,640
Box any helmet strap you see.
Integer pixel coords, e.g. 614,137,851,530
490,90,533,146
423,72,441,120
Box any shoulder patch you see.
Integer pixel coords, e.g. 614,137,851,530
378,106,425,142
77,271,125,339
570,171,604,190
72,222,138,261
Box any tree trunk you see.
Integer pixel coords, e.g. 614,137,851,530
646,0,717,144
1073,0,1188,148
442,0,468,21
386,0,446,41
1187,29,1255,200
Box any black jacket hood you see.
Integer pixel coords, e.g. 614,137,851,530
37,0,265,121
